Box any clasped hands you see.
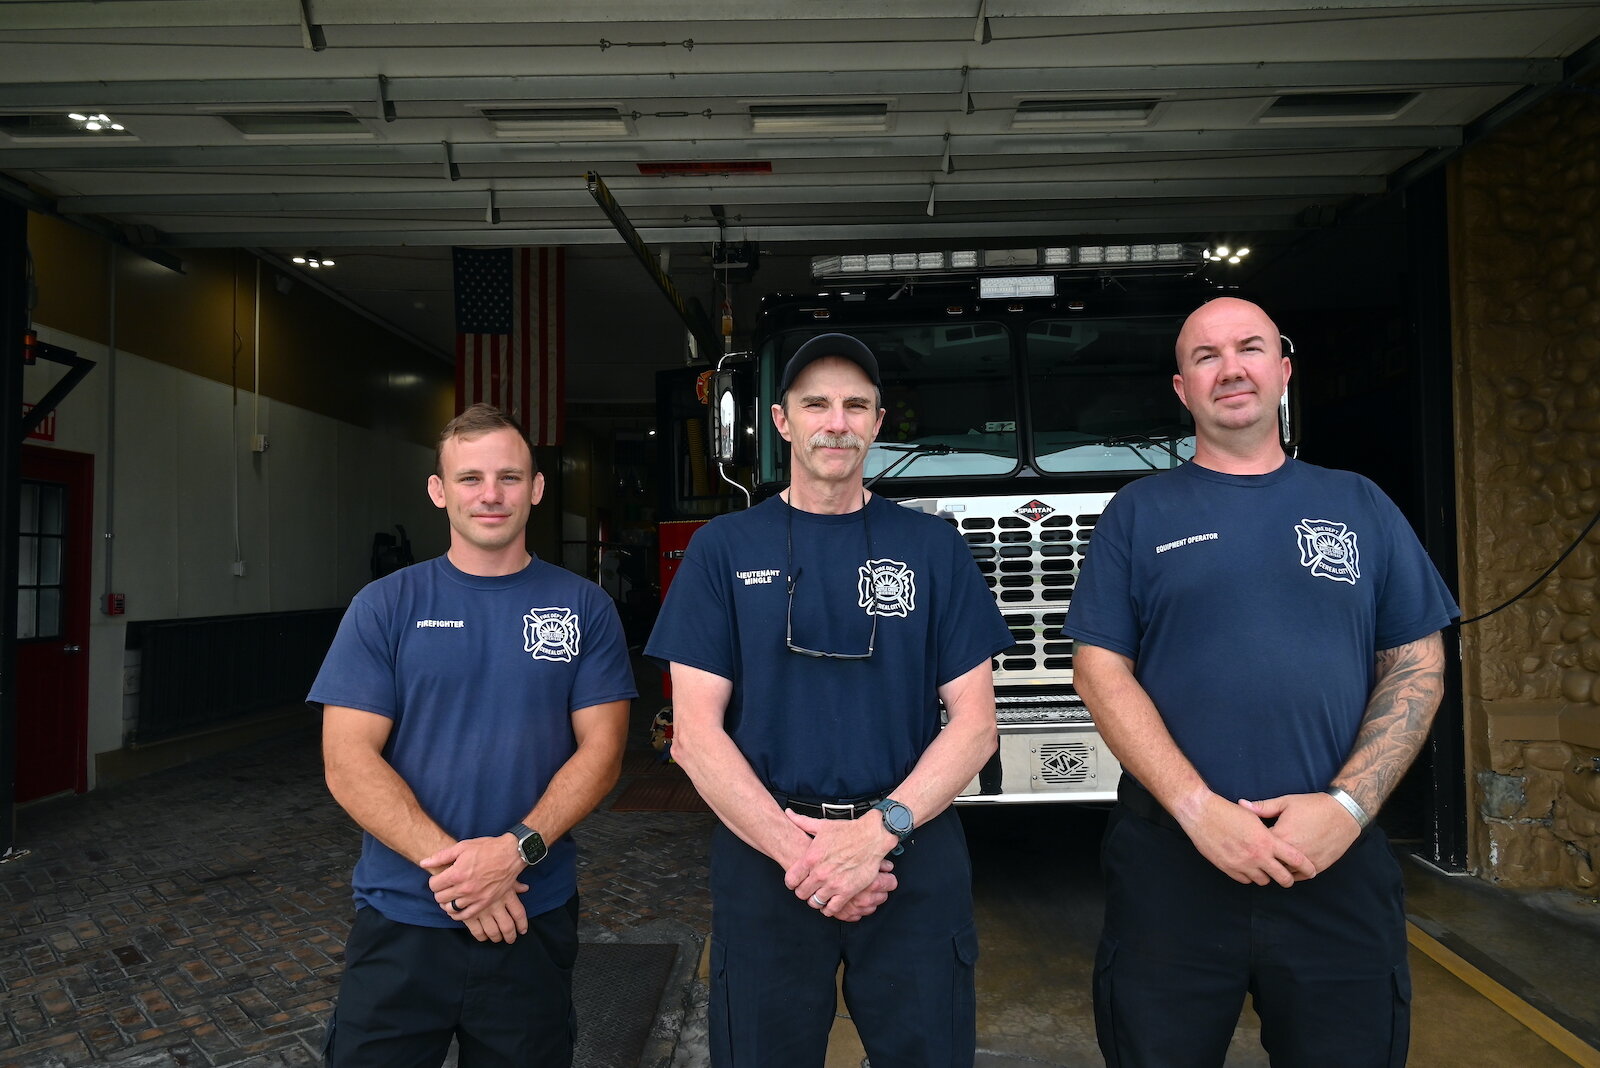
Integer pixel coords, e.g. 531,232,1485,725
1182,790,1362,889
781,810,900,922
420,835,529,944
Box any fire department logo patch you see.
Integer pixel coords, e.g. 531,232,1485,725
858,559,916,618
1295,519,1360,585
523,607,582,662
1016,499,1055,522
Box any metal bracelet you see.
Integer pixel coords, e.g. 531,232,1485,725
1325,786,1371,828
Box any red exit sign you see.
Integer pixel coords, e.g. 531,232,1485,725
22,402,56,441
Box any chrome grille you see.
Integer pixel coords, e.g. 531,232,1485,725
994,693,1091,724
959,508,1102,678
899,492,1112,698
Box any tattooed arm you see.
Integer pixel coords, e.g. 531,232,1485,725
1332,632,1448,814
1241,632,1446,878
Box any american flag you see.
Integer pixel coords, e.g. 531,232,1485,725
452,246,566,445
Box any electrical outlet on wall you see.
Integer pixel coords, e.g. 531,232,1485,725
231,561,247,577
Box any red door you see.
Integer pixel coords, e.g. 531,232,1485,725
15,446,93,802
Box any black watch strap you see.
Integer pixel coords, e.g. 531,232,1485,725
509,822,548,867
870,798,915,855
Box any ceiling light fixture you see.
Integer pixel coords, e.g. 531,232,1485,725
1203,245,1251,265
292,252,335,269
68,112,124,132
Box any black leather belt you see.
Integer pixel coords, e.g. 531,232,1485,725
773,792,883,819
1117,776,1182,832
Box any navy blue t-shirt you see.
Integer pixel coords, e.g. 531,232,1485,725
646,493,1012,800
1063,459,1458,802
309,555,637,927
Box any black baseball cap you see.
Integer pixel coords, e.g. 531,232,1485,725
778,332,882,396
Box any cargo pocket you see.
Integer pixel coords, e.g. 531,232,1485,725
950,922,980,1063
1387,964,1413,1067
1092,938,1121,1068
708,936,735,1067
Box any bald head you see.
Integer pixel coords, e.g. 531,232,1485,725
1170,296,1292,470
1175,298,1281,369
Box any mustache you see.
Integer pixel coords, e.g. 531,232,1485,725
806,431,864,450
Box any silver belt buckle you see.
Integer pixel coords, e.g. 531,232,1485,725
820,801,857,819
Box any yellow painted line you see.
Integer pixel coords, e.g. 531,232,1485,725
1407,920,1600,1067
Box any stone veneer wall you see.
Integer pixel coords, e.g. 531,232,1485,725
1451,83,1600,890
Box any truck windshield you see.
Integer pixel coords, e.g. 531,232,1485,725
1026,316,1195,473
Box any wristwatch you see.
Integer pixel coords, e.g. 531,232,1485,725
871,798,915,856
508,822,548,867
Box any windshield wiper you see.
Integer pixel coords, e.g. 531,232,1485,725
1051,429,1191,469
865,441,1009,486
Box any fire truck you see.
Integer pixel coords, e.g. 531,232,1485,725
658,243,1287,802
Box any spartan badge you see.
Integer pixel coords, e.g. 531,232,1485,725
1016,499,1055,523
858,559,916,618
1295,519,1360,585
523,607,582,662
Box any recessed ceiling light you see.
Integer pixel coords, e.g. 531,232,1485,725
748,102,889,133
482,107,632,137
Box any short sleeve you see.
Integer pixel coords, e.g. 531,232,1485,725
570,589,639,710
307,589,399,717
645,534,736,680
1370,483,1460,650
1059,495,1142,660
933,523,1015,686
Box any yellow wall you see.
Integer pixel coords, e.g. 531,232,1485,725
29,214,453,446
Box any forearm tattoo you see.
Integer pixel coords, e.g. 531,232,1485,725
1333,633,1446,816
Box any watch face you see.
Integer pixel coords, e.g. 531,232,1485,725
879,801,913,837
519,831,548,866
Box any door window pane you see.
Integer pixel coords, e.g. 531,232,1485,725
18,536,36,586
18,479,69,642
40,536,62,586
17,590,36,640
37,589,60,638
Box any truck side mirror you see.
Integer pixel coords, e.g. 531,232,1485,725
708,368,739,465
1279,334,1300,453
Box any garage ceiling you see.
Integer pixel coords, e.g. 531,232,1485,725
2,1,1598,398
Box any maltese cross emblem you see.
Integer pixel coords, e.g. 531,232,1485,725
523,607,582,662
858,559,917,618
1295,519,1361,585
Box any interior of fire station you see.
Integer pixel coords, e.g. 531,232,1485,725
1,7,1599,1064
9,80,1598,895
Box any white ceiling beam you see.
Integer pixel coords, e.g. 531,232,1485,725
0,59,1560,109
160,209,1315,247
57,175,1384,215
0,1,1582,30
0,126,1460,170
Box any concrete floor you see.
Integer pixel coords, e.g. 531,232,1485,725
809,805,1600,1067
7,660,1599,1067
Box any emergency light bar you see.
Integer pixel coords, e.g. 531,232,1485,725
812,242,1202,281
979,275,1055,299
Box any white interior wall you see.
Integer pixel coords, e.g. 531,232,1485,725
25,325,446,787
